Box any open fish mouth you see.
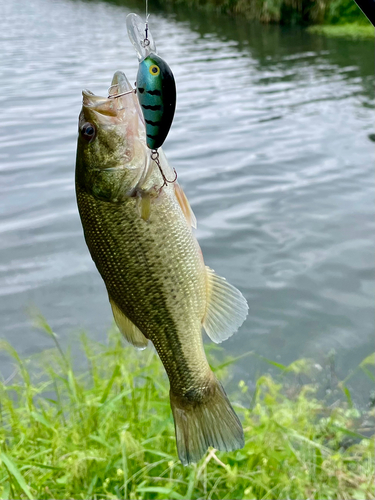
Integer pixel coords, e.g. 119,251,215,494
79,70,148,178
81,71,141,123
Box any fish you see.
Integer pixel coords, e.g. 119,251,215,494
75,70,249,465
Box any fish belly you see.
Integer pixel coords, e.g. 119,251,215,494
76,184,211,394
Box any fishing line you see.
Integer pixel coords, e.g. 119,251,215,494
144,0,150,45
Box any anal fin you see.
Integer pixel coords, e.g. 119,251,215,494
203,267,248,344
110,298,148,349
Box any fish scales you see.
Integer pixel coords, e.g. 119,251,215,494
76,183,211,395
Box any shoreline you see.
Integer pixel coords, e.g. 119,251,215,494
147,0,373,37
0,322,373,499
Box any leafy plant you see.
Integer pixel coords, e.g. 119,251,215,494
0,319,373,499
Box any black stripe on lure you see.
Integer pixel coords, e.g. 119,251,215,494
126,13,176,150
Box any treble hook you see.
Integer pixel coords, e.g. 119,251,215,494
151,149,177,190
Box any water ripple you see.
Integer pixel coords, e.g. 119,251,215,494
0,0,373,400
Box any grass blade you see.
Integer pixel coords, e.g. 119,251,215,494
136,486,185,499
0,453,34,500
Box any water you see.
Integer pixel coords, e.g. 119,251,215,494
0,0,373,400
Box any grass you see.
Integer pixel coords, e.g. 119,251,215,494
0,317,374,500
307,23,374,38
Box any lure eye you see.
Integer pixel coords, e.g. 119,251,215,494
81,122,96,142
149,64,160,76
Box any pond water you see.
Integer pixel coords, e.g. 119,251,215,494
0,0,373,401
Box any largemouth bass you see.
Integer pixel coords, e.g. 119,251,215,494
75,71,248,465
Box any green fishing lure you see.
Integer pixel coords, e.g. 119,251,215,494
137,54,176,150
127,13,176,150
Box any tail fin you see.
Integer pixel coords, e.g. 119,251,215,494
170,378,244,466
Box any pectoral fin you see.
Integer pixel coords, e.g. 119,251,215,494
140,194,152,222
174,183,197,229
202,267,248,344
110,298,148,349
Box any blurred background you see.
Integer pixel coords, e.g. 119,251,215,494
0,0,373,403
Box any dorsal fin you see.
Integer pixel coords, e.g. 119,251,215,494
173,183,197,229
109,298,148,350
202,267,248,344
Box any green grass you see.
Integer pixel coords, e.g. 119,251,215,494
0,317,374,500
307,22,374,38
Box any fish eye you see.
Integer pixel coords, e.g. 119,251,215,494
149,64,160,76
81,122,96,142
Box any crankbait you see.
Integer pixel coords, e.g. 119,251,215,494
126,13,176,151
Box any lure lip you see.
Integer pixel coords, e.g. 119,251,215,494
126,13,157,62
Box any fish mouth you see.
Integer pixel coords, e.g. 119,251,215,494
81,71,139,122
